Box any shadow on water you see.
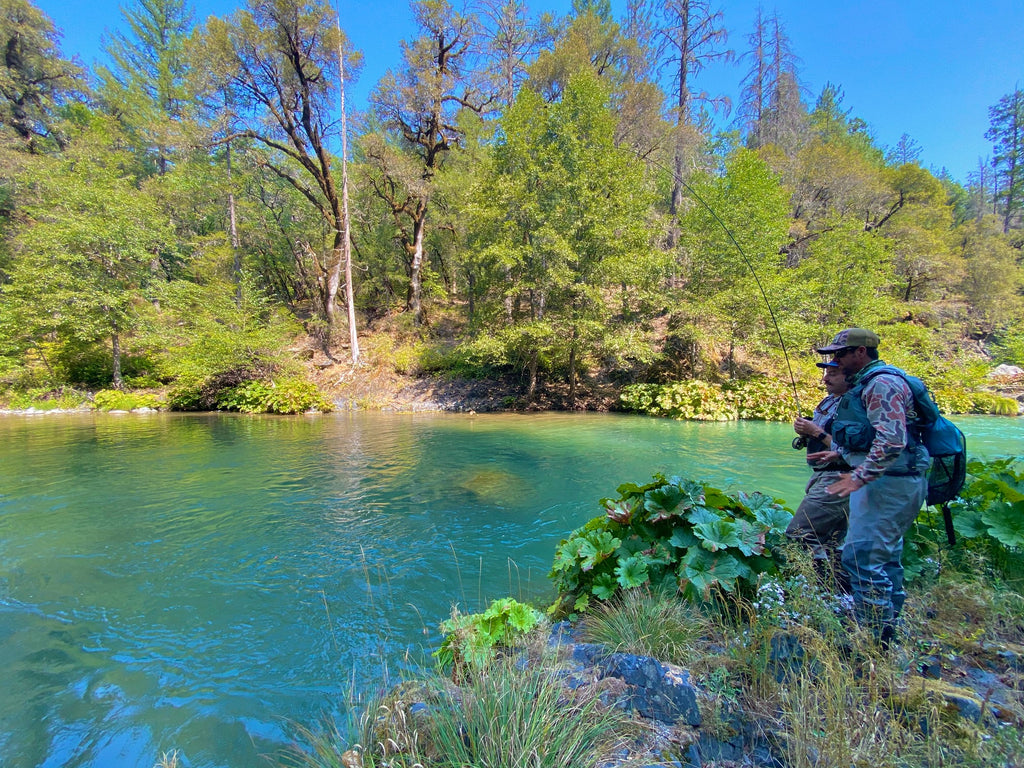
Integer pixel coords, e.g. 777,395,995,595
0,411,1019,767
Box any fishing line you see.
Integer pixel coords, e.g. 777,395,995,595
676,175,802,415
623,147,803,415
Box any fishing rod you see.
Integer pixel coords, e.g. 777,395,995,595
621,145,804,416
673,173,803,416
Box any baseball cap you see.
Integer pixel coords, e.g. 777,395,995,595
814,328,880,354
816,360,840,369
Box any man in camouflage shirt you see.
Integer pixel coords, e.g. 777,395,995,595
807,328,929,646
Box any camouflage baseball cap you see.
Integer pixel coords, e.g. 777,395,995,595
814,328,880,354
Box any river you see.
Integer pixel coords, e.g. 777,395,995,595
0,411,1020,767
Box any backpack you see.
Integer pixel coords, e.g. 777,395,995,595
859,367,968,542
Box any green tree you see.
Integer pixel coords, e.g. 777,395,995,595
197,0,360,343
367,0,487,325
0,0,85,151
469,72,661,402
0,116,172,388
957,217,1023,333
97,0,194,175
985,89,1024,233
677,147,791,372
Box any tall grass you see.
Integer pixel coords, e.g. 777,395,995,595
416,657,630,768
579,586,714,665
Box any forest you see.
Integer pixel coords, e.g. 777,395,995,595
0,0,1022,415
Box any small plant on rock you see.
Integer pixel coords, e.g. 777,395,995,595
434,598,543,680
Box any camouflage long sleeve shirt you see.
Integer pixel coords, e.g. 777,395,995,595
844,364,916,484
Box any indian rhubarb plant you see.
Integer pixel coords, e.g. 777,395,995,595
549,475,792,615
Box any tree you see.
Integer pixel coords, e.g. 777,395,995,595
985,89,1024,233
676,149,791,375
0,117,172,388
469,72,661,402
367,0,488,325
478,0,547,108
957,217,1023,333
647,0,731,233
97,0,194,174
738,9,804,153
197,0,361,345
886,133,922,166
0,0,85,151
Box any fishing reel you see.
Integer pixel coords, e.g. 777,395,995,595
792,435,809,450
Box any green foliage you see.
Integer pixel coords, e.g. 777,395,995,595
92,389,163,411
434,598,543,677
465,70,664,390
2,386,91,410
905,457,1024,585
214,377,332,414
950,458,1024,548
416,657,629,768
619,377,822,421
549,475,792,613
153,278,305,411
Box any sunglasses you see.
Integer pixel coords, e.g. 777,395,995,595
832,347,858,359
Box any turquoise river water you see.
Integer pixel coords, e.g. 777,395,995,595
0,411,1020,768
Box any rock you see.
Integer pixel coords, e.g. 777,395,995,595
990,364,1024,377
920,656,942,680
599,653,701,726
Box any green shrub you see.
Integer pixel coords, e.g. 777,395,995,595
620,377,822,421
434,598,543,678
4,386,91,410
93,389,163,411
215,377,333,414
549,475,792,615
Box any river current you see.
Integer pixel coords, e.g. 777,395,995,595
0,411,1020,767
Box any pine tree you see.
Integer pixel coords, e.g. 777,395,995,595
98,0,194,174
0,0,84,151
985,89,1024,233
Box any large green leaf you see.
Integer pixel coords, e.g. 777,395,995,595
551,537,585,573
982,500,1024,548
577,531,621,571
592,572,618,600
693,519,743,552
615,554,651,588
951,507,990,540
987,474,1024,504
669,525,699,550
687,506,722,526
732,519,767,557
679,548,743,596
615,473,667,498
644,484,687,520
745,494,793,533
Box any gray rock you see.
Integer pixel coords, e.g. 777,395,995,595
600,653,701,726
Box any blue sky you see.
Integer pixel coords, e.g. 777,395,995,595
35,0,1024,183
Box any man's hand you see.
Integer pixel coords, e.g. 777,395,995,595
793,416,822,438
806,450,839,465
827,473,864,498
